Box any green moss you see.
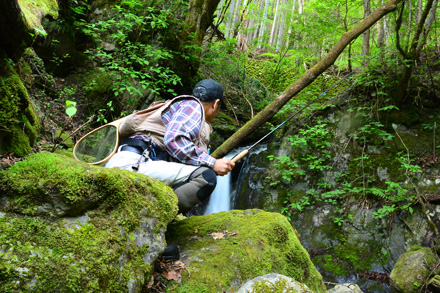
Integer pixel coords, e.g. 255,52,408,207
0,56,40,157
0,152,178,291
166,210,326,293
313,230,385,277
55,130,75,149
19,0,58,33
250,277,313,292
0,152,177,224
81,70,113,97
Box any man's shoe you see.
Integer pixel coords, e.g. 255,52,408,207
162,244,180,260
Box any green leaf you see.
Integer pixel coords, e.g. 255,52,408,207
66,100,77,108
66,107,77,117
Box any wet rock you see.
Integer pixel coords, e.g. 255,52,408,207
389,247,439,292
327,283,363,293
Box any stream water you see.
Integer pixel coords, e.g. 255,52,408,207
204,152,237,215
204,146,268,215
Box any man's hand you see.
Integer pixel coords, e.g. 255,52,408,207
212,158,235,176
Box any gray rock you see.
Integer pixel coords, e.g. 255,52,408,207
390,247,439,292
237,273,313,293
327,283,363,293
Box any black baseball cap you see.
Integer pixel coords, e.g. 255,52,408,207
193,79,226,108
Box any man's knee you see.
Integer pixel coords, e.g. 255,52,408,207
173,167,217,214
196,167,217,201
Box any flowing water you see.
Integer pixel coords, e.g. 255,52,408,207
204,152,236,215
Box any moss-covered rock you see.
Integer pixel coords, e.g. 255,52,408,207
0,53,39,157
165,209,326,293
19,0,58,34
389,247,439,292
0,152,178,291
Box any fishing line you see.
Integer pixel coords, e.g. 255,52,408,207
231,66,361,163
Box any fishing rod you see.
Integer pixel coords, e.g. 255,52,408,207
231,66,361,163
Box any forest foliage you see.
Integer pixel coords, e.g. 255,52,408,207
17,0,440,222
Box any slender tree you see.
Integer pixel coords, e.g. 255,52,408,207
269,0,281,45
362,0,371,63
258,0,270,47
416,0,439,54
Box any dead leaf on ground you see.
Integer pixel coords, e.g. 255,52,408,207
163,270,181,281
208,230,239,240
161,260,186,281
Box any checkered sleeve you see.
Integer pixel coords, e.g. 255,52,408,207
162,100,216,167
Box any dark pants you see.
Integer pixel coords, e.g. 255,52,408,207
173,167,217,214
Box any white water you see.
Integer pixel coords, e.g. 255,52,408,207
204,152,238,215
204,170,231,215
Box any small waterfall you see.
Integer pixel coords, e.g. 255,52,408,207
204,170,231,215
204,150,242,215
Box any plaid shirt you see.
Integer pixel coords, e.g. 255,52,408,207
162,99,215,167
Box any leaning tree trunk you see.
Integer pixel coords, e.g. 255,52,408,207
212,0,403,158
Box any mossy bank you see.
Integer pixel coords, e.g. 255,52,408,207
0,152,178,291
165,209,326,293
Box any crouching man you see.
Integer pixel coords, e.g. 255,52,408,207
105,79,235,214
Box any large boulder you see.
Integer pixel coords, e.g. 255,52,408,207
0,152,178,291
165,209,326,292
389,247,439,292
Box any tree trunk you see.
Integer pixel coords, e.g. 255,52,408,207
286,0,296,48
377,0,385,48
185,0,222,46
298,0,304,14
269,0,281,45
395,0,435,104
416,0,439,54
165,0,221,95
277,1,287,49
362,0,371,63
212,0,403,159
258,0,270,48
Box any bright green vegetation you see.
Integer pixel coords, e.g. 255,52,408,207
74,0,182,101
0,152,178,291
165,210,326,293
261,84,440,275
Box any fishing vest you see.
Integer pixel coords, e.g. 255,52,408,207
119,95,212,153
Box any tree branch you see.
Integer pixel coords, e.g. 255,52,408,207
212,0,403,158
